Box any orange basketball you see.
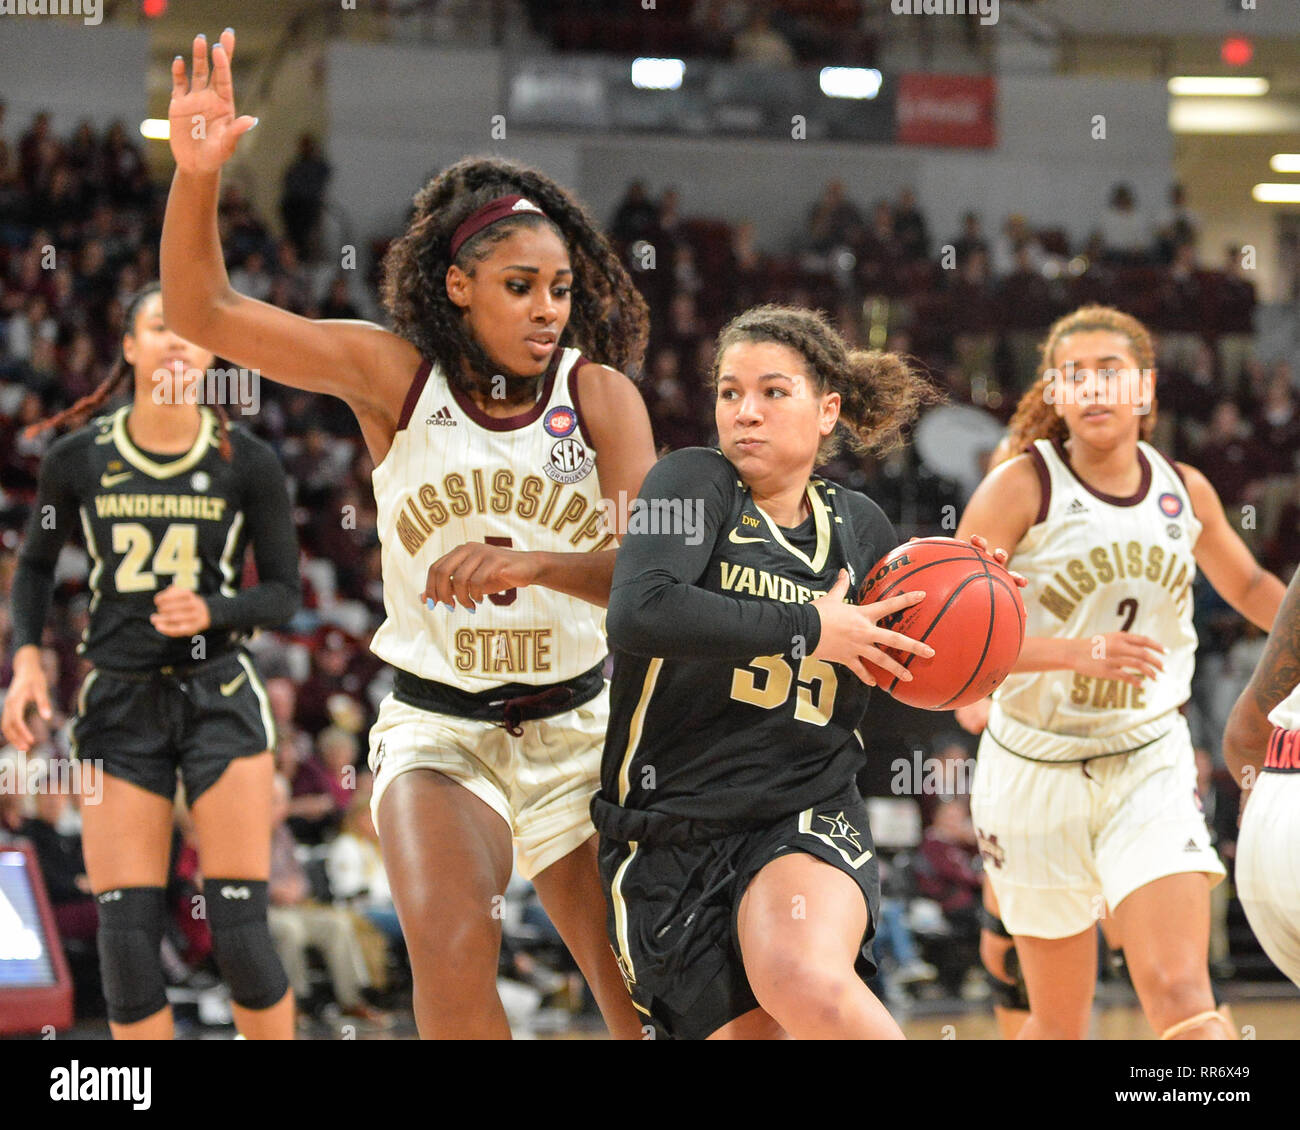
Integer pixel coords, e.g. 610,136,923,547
855,537,1025,711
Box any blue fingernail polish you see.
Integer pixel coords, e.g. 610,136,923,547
224,27,233,34
443,603,455,611
425,598,435,610
467,606,476,615
198,32,206,39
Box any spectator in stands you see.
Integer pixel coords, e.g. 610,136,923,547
265,774,391,1029
276,730,340,847
279,133,331,262
893,188,930,263
609,180,659,248
229,249,273,303
917,798,983,997
320,275,361,320
950,211,988,269
1252,367,1300,478
726,218,765,309
1216,245,1258,398
328,796,403,944
948,247,1000,407
18,760,98,947
856,201,902,295
1193,401,1255,511
317,725,360,815
807,179,863,256
1098,182,1150,265
997,245,1057,392
1155,182,1199,264
732,8,797,67
990,213,1045,279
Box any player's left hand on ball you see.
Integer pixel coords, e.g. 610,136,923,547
422,542,540,611
965,534,1027,588
150,584,212,636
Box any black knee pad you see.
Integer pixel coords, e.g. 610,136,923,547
96,886,169,1025
979,907,1030,1012
988,943,1031,1011
204,879,290,1011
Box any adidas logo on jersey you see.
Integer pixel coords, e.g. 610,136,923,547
1066,498,1088,515
1183,838,1201,853
425,406,457,426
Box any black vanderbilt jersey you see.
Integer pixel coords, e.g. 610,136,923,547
601,447,898,822
13,405,300,670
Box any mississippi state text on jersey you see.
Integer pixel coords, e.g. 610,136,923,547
370,346,611,688
990,437,1201,753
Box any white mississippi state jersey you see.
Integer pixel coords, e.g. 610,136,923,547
990,437,1201,754
370,347,614,689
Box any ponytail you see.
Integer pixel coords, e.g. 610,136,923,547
712,304,941,462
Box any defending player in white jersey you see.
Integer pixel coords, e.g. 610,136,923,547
161,30,656,1038
957,305,1283,1039
1224,564,1300,987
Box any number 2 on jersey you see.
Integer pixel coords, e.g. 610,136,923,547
731,655,838,726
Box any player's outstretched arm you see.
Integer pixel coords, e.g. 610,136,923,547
161,29,414,421
1224,559,1300,785
1181,461,1284,632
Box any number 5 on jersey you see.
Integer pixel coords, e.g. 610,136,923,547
731,655,838,726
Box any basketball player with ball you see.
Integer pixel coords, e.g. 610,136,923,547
593,305,1023,1039
957,305,1283,1040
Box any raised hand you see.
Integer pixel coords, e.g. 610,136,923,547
169,28,257,174
811,569,932,687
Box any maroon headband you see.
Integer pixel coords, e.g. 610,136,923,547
449,194,548,261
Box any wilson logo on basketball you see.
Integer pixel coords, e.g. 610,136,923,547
856,554,911,601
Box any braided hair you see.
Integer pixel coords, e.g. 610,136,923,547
23,282,233,460
380,156,649,393
1005,304,1157,455
712,305,941,463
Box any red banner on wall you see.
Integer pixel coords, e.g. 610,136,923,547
896,73,997,148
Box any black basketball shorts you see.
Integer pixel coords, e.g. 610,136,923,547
70,650,276,803
594,785,880,1040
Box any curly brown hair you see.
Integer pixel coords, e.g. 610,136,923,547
1005,304,1157,455
380,156,649,393
22,283,233,459
711,305,941,462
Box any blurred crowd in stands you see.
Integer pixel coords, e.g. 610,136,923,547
0,107,1291,1021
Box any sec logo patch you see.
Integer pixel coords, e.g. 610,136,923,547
544,406,577,438
544,437,594,484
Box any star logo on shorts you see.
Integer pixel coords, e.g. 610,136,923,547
816,811,863,853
